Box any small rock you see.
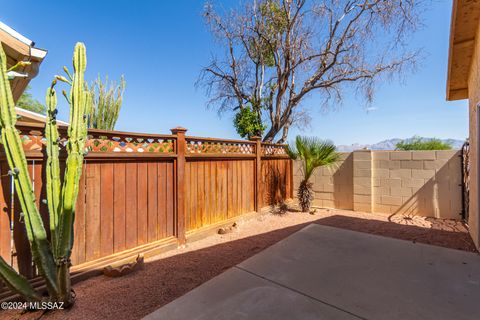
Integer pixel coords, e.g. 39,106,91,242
103,255,144,277
218,223,238,235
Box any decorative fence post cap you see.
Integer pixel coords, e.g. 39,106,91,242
249,136,261,141
170,127,188,134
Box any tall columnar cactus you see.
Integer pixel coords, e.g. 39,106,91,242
45,84,61,258
0,42,90,306
56,43,91,303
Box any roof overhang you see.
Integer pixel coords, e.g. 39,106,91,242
15,107,69,126
0,21,47,102
446,0,480,101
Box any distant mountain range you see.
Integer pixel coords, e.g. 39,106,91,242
336,137,465,152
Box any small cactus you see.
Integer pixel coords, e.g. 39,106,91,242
0,42,90,306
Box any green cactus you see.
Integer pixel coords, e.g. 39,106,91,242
0,42,89,306
45,84,61,258
56,43,91,303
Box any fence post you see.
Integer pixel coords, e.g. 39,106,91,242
171,127,188,244
250,136,262,213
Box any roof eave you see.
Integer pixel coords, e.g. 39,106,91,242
0,21,47,102
446,0,480,101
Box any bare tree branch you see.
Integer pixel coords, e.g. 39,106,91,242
199,0,423,143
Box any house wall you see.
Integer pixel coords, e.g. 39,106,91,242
294,150,463,220
466,20,480,249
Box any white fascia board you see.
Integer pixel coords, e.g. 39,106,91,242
31,47,47,59
0,21,33,46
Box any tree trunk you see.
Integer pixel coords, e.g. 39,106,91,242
276,124,290,144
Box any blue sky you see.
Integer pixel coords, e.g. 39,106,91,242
1,0,467,145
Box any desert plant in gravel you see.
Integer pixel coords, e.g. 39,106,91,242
287,136,339,212
0,42,90,307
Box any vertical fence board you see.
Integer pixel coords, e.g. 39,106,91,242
137,162,148,246
157,162,167,239
85,162,101,260
113,162,126,253
250,161,255,211
197,162,205,227
125,162,138,249
192,162,198,229
236,161,242,216
100,163,114,257
242,160,248,214
147,162,158,242
210,162,216,225
227,162,233,218
222,162,228,220
215,162,223,224
204,162,211,226
166,161,174,237
185,162,191,231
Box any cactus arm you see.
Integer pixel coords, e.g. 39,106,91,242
7,61,31,72
45,85,62,257
0,256,40,302
0,43,59,297
63,66,73,81
56,43,89,304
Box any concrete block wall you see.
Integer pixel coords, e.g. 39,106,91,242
372,150,462,219
293,150,463,220
353,150,372,212
293,153,353,210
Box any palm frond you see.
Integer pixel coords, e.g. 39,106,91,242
288,135,340,181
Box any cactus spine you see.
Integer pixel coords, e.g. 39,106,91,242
0,42,89,306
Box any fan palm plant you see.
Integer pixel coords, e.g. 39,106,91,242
287,136,340,212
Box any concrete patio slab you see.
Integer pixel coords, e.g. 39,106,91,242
144,224,480,320
143,266,359,320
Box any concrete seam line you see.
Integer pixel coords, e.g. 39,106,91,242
234,265,368,320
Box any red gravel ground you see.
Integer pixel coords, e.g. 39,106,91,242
2,208,476,320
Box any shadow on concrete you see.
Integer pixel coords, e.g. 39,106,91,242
48,213,476,320
314,214,476,252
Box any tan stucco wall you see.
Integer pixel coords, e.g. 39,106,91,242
294,150,463,220
466,20,480,249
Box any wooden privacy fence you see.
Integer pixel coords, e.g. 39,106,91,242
0,123,292,288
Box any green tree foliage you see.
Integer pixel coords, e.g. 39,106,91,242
395,136,452,151
287,136,340,212
233,106,266,138
87,75,126,130
17,86,46,114
250,0,288,67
